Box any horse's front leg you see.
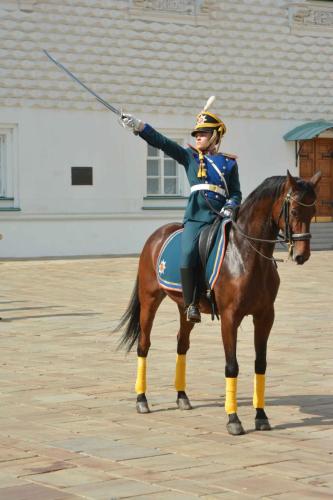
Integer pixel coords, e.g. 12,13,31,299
221,310,245,435
174,305,195,410
253,308,274,431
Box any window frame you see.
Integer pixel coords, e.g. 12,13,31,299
145,133,189,198
0,124,19,204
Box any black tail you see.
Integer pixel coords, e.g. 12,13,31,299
113,276,140,352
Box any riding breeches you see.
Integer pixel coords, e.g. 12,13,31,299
180,220,210,268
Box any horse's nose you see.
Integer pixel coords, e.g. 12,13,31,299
294,254,305,265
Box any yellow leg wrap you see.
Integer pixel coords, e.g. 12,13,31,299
225,377,238,414
253,374,265,408
135,356,147,394
174,354,186,392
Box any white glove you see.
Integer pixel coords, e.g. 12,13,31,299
220,206,234,219
120,113,144,133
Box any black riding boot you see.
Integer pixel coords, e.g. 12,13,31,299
180,268,201,323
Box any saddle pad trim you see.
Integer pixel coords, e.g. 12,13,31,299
208,219,230,289
156,228,183,292
156,220,231,292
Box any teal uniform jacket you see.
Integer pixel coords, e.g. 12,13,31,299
139,123,242,267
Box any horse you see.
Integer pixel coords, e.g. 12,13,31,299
115,170,321,435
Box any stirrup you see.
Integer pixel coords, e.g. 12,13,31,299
186,304,201,323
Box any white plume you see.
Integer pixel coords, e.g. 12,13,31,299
203,95,216,112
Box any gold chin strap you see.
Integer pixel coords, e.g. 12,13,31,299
207,129,218,150
211,126,224,153
196,126,225,178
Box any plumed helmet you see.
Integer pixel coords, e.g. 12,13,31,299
191,96,226,138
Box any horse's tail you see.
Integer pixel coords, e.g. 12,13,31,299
113,276,141,353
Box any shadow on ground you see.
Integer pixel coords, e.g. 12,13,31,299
191,395,333,429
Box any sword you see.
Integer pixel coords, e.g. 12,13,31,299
43,50,122,116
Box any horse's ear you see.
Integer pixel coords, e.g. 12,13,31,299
309,170,322,190
286,169,298,191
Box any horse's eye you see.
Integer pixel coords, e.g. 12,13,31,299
291,209,297,217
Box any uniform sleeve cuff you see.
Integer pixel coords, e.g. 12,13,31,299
139,123,153,138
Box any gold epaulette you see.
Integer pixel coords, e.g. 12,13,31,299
220,151,238,160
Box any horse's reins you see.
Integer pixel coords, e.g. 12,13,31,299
201,188,316,263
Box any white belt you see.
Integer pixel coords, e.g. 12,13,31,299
191,184,226,197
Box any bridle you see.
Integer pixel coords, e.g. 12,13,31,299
276,189,316,257
202,185,316,262
230,188,316,263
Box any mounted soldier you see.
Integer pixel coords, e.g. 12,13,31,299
44,53,322,432
41,55,242,324
120,97,242,323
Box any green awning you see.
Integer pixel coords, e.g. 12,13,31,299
283,120,333,141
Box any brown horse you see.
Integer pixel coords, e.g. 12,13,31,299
115,170,321,435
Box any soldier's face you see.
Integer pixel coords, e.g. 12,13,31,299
194,131,213,151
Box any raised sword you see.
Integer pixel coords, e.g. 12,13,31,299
43,50,122,116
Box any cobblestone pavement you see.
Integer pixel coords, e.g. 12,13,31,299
0,251,332,499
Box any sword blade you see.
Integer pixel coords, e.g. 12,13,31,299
43,50,121,116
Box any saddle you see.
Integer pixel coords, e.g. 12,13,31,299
156,218,232,320
199,217,222,270
198,216,227,320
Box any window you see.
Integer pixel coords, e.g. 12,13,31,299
147,141,185,196
0,134,7,197
0,125,18,205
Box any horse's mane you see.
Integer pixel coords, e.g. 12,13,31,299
241,175,315,210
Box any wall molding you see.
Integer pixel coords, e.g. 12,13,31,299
289,1,333,37
0,0,38,12
129,0,214,24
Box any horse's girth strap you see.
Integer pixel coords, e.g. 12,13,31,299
175,354,186,392
253,373,265,408
135,356,147,394
225,377,238,414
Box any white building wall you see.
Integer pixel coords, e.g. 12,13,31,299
0,108,299,257
0,0,331,257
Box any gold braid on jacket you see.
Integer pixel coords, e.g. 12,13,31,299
196,129,220,179
197,150,207,178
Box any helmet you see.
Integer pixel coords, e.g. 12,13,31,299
191,97,226,153
191,110,226,138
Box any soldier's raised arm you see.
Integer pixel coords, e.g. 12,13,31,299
120,113,190,167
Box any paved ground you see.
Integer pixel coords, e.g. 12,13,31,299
0,251,332,499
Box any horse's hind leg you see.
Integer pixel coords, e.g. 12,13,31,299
135,288,165,414
175,304,195,410
253,307,274,430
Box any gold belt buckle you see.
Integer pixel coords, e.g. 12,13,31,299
212,185,217,192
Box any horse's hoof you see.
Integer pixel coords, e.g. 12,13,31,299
177,397,192,410
226,421,245,435
136,401,150,414
255,418,271,431
227,414,245,435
